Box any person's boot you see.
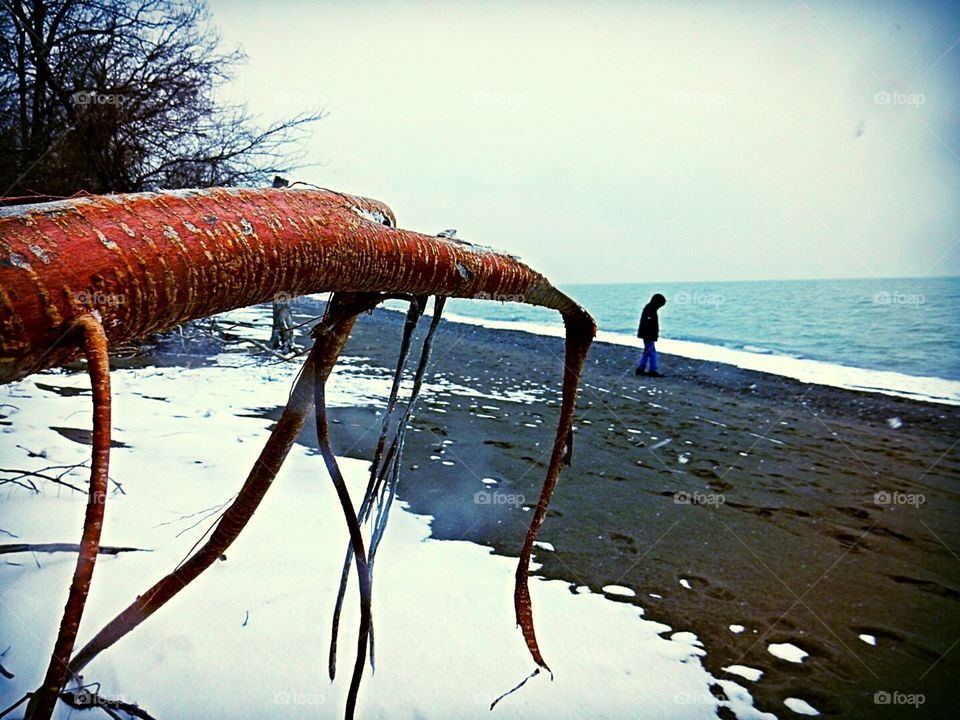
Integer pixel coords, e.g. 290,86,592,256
635,367,646,376
647,370,664,378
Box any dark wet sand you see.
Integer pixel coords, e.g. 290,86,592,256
134,302,958,719
300,306,957,720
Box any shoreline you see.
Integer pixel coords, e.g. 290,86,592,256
17,299,956,718
316,304,959,719
380,304,960,406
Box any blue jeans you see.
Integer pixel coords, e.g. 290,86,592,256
636,340,658,372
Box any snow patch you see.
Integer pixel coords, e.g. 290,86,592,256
784,697,820,715
601,585,635,598
722,665,763,682
767,642,809,663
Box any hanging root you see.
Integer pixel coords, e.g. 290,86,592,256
310,295,384,720
366,296,446,669
369,297,427,481
26,315,111,720
328,296,425,680
514,309,594,675
64,293,381,684
327,297,445,680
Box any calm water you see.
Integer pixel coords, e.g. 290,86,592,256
441,277,960,382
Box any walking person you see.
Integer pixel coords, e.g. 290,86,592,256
635,293,667,377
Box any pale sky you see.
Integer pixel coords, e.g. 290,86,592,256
208,0,960,284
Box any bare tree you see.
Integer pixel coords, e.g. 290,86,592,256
0,0,322,196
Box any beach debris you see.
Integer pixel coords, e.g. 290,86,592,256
729,624,746,634
0,543,149,556
0,187,596,720
490,667,542,710
887,416,903,429
858,633,877,646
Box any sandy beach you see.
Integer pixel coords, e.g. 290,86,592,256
3,299,956,719
293,303,959,719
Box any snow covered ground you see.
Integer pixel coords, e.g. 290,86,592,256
0,307,780,719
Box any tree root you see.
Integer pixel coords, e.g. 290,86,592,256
62,293,381,710
26,315,112,720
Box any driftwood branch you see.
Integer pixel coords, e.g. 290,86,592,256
0,544,150,556
0,463,124,496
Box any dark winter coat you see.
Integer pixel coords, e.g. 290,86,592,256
637,305,659,342
637,294,666,342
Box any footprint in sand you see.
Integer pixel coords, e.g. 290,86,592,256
708,479,733,493
688,463,722,480
674,574,737,601
868,526,914,542
609,532,638,554
850,625,907,651
826,527,871,551
884,574,960,600
837,506,871,520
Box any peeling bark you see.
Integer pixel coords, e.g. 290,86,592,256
0,188,597,719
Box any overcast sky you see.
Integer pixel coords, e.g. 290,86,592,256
207,0,960,285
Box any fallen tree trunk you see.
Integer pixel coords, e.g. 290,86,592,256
0,187,591,385
1,187,596,720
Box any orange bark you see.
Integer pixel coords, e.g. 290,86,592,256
0,187,590,384
0,188,596,718
25,315,110,719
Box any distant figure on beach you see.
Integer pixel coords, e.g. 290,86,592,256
635,293,667,377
